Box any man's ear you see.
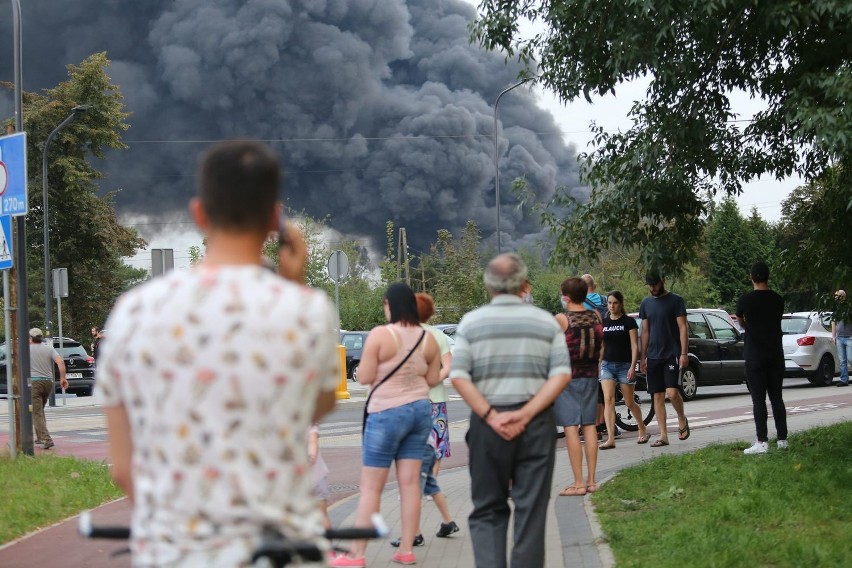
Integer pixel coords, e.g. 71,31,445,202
189,197,208,231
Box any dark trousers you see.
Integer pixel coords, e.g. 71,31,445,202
746,358,787,441
466,406,555,568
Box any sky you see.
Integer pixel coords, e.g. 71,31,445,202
0,1,803,273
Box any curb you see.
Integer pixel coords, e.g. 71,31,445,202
584,475,616,568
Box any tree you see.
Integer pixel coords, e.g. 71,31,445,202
706,198,757,309
472,1,852,274
776,168,852,317
4,53,145,339
426,221,487,322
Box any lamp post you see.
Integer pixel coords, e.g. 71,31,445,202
43,105,90,406
493,78,534,255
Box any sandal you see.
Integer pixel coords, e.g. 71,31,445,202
679,419,690,441
650,439,670,447
637,434,651,444
559,485,587,497
598,443,616,450
586,483,598,493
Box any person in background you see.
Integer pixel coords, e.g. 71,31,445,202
98,140,339,567
735,261,788,454
833,289,851,387
29,328,67,450
308,424,331,529
451,253,571,568
332,283,441,567
90,327,104,360
599,291,647,448
639,272,690,447
554,277,603,496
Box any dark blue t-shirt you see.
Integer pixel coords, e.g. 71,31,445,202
638,292,686,359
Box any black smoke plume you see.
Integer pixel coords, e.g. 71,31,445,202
0,0,582,252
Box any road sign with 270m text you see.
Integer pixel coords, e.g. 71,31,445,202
0,132,28,216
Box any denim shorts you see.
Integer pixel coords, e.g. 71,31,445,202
600,361,635,385
363,399,432,468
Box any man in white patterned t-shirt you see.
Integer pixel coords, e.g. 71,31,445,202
98,141,339,567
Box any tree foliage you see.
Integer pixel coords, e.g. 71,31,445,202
472,0,852,274
706,198,759,309
776,168,852,318
3,53,145,339
424,221,487,323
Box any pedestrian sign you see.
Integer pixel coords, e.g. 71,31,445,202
0,215,12,270
0,132,28,216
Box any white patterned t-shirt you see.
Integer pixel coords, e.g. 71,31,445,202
97,265,339,567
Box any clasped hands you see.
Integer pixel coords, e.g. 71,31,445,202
486,409,529,441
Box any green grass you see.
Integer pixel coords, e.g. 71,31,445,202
592,422,852,568
0,454,123,544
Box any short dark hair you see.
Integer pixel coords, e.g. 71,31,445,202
197,140,280,231
385,282,420,326
560,277,588,305
750,261,769,283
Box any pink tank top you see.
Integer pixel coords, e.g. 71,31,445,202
367,324,430,413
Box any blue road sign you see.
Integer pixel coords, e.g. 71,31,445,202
0,132,28,216
0,215,13,270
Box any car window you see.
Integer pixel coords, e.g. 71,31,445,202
687,314,710,339
57,346,89,358
781,317,810,335
819,313,833,330
706,313,737,340
342,334,364,350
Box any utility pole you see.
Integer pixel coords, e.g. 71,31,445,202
397,228,410,286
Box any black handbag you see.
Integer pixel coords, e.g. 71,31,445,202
362,329,427,434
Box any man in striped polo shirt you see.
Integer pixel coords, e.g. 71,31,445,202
450,253,572,568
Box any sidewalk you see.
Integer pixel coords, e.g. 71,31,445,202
2,385,851,567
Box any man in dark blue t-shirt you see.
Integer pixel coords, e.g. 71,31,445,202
735,261,787,454
639,273,690,447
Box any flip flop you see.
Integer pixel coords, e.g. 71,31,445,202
559,485,587,497
598,443,616,450
650,439,670,447
679,419,690,441
637,434,651,444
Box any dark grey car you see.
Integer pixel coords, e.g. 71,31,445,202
0,338,96,396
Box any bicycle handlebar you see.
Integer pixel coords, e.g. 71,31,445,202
79,510,388,544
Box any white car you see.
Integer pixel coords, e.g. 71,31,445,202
782,312,839,385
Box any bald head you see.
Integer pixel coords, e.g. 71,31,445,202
484,253,528,296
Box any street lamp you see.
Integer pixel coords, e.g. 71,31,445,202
493,77,534,255
43,104,90,406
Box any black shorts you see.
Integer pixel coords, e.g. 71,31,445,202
646,357,680,394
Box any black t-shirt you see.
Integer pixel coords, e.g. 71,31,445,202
602,314,638,362
736,289,784,361
638,292,687,359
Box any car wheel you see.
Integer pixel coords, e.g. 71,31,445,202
811,354,835,387
680,366,698,401
351,362,359,382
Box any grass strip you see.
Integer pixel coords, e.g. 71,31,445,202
0,454,123,545
593,421,852,568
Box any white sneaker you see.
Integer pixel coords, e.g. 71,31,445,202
777,440,788,450
744,441,769,455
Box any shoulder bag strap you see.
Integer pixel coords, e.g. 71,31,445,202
362,329,427,433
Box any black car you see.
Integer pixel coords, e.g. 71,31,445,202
0,337,96,397
632,309,746,401
340,331,369,381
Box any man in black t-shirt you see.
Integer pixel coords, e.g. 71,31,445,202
639,273,690,447
736,261,788,454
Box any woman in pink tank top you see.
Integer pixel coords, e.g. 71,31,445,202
332,283,441,567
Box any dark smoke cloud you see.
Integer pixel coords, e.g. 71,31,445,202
1,0,583,252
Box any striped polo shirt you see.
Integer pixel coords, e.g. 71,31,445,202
450,295,571,405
